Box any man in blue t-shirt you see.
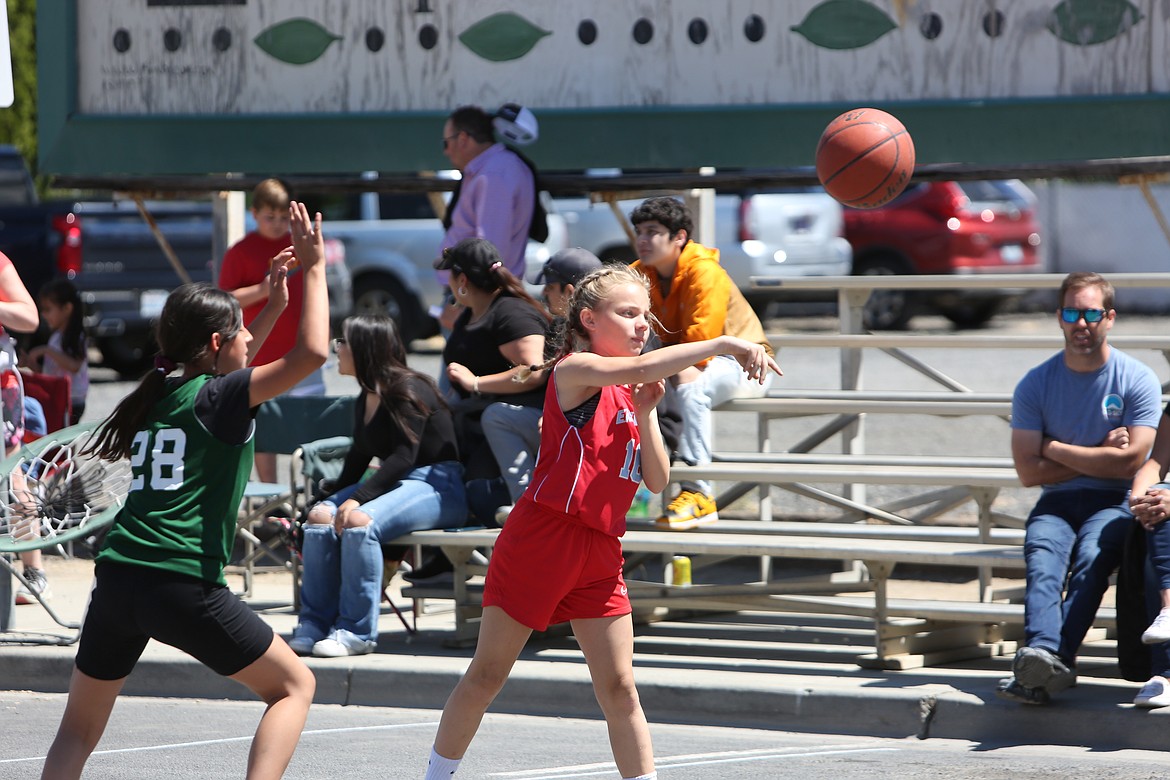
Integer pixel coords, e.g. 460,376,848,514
998,272,1162,705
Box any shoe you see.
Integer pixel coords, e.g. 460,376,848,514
381,559,401,593
996,676,1050,705
14,568,50,605
495,505,514,526
312,629,376,658
287,635,317,656
655,490,719,530
1134,675,1170,708
1012,646,1075,693
404,551,454,582
1142,608,1170,644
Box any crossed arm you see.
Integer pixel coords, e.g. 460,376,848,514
1011,424,1156,488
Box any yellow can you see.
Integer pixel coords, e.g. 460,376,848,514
671,555,692,587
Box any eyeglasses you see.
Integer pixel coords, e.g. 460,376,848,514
332,337,346,354
1060,307,1107,324
442,132,462,151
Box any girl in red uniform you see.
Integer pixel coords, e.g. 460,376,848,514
423,264,782,780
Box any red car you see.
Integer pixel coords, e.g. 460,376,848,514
845,180,1043,329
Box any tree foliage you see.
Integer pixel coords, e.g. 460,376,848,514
0,0,36,176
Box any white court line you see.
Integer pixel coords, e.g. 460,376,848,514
0,721,437,765
491,744,901,779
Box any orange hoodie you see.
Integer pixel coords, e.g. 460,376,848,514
631,241,773,369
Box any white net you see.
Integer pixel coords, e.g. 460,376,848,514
0,431,131,548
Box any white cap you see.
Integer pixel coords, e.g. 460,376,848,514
493,103,539,146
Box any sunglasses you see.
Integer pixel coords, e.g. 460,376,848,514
1060,307,1107,324
442,132,462,151
332,337,346,354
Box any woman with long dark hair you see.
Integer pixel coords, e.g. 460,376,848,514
289,314,467,657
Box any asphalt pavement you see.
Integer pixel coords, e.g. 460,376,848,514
1,553,1168,754
6,312,1170,756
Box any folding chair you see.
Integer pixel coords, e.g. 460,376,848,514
230,395,354,598
290,435,417,635
21,372,72,440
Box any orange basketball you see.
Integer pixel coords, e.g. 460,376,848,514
816,108,915,209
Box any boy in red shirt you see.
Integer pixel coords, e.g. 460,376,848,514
219,179,325,482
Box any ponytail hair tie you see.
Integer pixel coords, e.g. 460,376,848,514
153,354,177,374
489,261,502,271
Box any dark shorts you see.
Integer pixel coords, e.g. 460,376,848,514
482,501,631,631
75,562,273,680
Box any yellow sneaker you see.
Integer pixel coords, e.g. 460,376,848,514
655,490,719,530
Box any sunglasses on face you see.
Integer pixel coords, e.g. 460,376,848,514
442,132,462,151
1060,307,1107,324
332,337,346,354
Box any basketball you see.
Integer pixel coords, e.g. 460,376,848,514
815,108,915,209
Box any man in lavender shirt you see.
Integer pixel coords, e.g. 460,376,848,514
435,106,535,331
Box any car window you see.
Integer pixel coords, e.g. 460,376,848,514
955,181,1029,208
298,193,362,222
378,193,440,220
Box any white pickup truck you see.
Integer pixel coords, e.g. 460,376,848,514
553,189,852,313
313,189,566,344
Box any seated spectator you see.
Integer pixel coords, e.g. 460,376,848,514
629,197,775,530
406,238,549,582
1125,405,1170,708
998,272,1160,705
481,247,602,509
27,279,89,424
290,314,467,657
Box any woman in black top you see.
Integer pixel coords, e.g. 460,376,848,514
290,315,466,657
432,238,550,513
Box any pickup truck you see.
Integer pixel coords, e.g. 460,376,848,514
552,189,852,314
0,146,82,301
304,188,567,344
77,199,352,376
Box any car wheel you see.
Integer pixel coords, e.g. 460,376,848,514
352,273,433,343
853,256,914,330
943,300,1001,329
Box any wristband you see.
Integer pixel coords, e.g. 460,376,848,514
472,376,480,396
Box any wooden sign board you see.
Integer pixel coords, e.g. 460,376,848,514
38,0,1170,176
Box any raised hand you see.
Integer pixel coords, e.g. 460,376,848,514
289,201,325,270
265,249,294,312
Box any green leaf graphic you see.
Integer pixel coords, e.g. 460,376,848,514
459,12,551,62
791,0,897,50
254,18,342,65
1047,0,1143,45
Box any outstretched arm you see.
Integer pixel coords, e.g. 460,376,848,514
559,336,781,402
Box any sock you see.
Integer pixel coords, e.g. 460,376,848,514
623,773,657,780
424,746,461,780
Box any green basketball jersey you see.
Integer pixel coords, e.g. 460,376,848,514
99,374,255,585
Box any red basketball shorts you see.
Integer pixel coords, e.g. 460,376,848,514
482,500,631,631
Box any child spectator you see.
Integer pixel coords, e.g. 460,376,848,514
219,178,325,484
28,279,89,424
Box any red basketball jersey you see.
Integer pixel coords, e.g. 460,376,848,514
526,363,642,537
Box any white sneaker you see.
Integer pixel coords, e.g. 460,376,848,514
312,629,376,658
1142,608,1170,644
1134,675,1170,708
